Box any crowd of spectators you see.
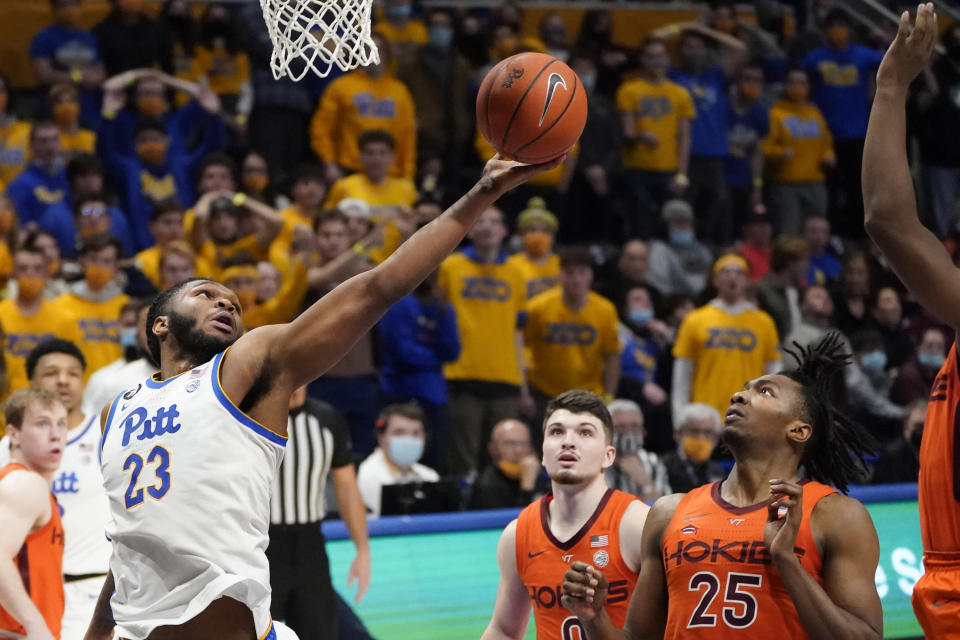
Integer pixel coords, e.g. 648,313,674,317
0,0,946,522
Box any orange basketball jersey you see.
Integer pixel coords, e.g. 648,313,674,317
515,488,639,640
661,480,835,639
918,343,960,552
0,463,65,639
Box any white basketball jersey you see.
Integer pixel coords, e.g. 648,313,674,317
0,414,110,575
99,349,286,640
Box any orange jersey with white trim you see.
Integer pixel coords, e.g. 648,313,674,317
515,489,639,640
918,342,960,552
0,463,65,638
661,480,835,639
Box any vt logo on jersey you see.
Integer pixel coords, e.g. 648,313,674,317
528,580,631,609
120,404,182,447
665,538,806,567
539,73,567,126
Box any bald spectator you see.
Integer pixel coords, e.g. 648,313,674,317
599,240,663,313
469,419,547,510
605,399,670,502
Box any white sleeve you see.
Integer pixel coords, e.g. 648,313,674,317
355,461,380,517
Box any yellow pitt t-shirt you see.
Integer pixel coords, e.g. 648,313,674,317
0,298,84,398
525,289,620,397
762,100,835,184
50,292,130,378
325,173,417,209
506,252,560,300
616,77,695,171
672,303,780,417
0,120,31,190
438,248,526,385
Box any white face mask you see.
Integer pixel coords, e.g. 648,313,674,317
388,435,424,467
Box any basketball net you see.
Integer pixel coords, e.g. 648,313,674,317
259,0,380,81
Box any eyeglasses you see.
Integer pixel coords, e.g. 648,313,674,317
80,206,108,217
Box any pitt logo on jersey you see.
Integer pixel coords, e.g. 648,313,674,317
120,404,182,447
461,276,510,301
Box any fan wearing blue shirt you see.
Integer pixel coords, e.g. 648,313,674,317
29,0,106,127
6,121,71,226
38,154,133,258
802,9,883,237
378,271,460,472
726,64,770,224
668,29,744,245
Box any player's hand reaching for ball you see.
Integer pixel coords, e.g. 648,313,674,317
764,478,803,563
561,561,609,621
877,3,937,92
479,153,569,197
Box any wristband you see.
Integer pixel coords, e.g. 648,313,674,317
602,393,615,404
752,177,764,189
70,68,83,84
352,242,368,257
674,173,690,188
232,192,247,207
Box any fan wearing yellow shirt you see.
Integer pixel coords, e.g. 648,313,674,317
506,198,560,300
221,260,309,329
310,33,417,181
438,205,530,478
0,76,31,190
616,36,695,237
326,130,418,209
671,253,781,420
524,247,620,446
763,68,836,235
0,245,82,400
375,0,428,66
194,4,251,119
275,164,327,253
48,83,95,156
190,190,283,281
132,200,214,290
50,234,130,379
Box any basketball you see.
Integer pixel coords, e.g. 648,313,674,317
476,52,588,164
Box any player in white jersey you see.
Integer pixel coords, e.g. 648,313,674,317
83,154,566,640
0,339,109,640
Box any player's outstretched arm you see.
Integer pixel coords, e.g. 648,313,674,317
83,571,115,640
481,520,533,640
767,482,882,640
238,154,566,392
0,472,56,640
864,4,960,328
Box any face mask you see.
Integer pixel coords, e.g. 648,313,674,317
120,327,138,349
682,435,714,463
613,431,644,454
56,5,82,27
670,230,694,246
860,349,887,373
428,26,454,49
136,96,168,118
85,264,115,289
234,288,257,311
385,4,412,19
0,209,14,235
628,308,653,326
52,102,79,127
387,435,424,467
785,85,809,102
580,74,597,92
16,275,45,301
137,140,168,166
118,0,143,12
498,460,524,480
243,174,269,193
522,231,553,258
47,259,61,276
739,83,761,100
826,24,849,48
919,351,945,371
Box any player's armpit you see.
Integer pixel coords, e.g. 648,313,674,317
812,494,884,639
481,520,531,640
618,500,650,574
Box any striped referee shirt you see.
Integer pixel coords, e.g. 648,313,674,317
270,398,353,525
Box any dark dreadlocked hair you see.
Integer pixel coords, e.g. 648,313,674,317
780,332,877,493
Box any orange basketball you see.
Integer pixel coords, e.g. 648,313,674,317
476,52,588,164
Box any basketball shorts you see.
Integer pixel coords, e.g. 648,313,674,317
912,551,960,639
61,574,107,640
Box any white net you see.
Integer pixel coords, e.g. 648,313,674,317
260,0,380,81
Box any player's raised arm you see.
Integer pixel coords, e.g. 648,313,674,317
252,154,565,391
767,483,883,639
863,4,960,328
481,520,533,640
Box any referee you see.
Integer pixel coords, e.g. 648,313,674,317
268,385,372,639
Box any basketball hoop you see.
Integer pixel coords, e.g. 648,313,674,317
259,0,380,81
